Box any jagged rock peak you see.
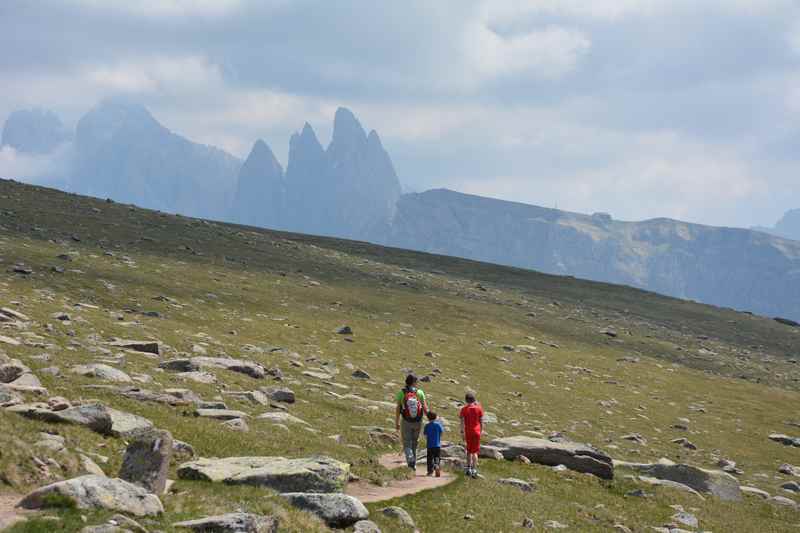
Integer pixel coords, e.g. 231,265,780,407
76,99,162,153
330,107,367,151
245,139,283,174
290,122,323,153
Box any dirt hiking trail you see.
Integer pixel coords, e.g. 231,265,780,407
346,453,457,503
0,492,25,530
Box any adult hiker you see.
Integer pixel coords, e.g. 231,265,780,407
395,373,428,470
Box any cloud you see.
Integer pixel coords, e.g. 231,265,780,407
83,55,224,94
70,0,245,18
0,144,73,185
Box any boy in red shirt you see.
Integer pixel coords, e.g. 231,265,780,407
459,390,484,478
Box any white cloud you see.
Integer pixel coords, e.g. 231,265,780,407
467,24,591,81
0,144,73,185
84,56,224,94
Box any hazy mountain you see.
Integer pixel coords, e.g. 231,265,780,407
231,139,285,229
389,189,800,320
71,100,240,219
284,122,330,236
1,108,70,154
773,209,800,240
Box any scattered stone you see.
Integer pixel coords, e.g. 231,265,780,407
159,359,199,372
281,493,368,528
352,369,371,379
303,370,333,380
195,409,249,421
671,511,698,528
769,433,800,447
671,438,697,450
17,475,163,517
522,517,535,529
119,429,173,495
222,418,249,432
336,326,353,335
173,512,279,533
260,387,295,404
380,506,415,529
79,454,106,477
191,357,265,379
543,520,568,529
740,486,770,499
71,364,132,383
497,478,534,492
490,436,614,479
34,432,66,451
782,481,800,493
769,495,797,508
353,520,382,533
257,412,308,425
0,335,20,346
48,396,70,411
177,456,350,493
107,339,160,355
621,433,646,445
779,464,800,477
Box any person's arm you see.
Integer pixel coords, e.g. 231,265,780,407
395,400,401,431
459,412,465,441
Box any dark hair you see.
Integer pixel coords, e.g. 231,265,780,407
405,374,417,387
427,411,437,421
465,391,476,404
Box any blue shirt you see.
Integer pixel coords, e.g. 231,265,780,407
424,419,444,448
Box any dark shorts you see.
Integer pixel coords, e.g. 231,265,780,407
465,432,481,454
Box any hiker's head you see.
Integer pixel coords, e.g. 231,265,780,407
405,373,418,387
427,411,437,421
465,391,476,404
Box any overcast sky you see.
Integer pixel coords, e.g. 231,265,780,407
1,0,799,227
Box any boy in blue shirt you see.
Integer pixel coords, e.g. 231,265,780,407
423,411,444,477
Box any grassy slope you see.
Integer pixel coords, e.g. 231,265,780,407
0,179,799,532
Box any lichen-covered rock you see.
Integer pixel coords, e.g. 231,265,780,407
173,512,279,532
490,436,614,480
615,459,741,501
191,357,265,379
119,430,173,495
177,455,350,493
71,364,132,383
281,492,368,528
18,475,163,517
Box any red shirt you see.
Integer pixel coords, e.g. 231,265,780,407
460,402,484,435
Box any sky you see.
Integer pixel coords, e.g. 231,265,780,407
1,0,799,228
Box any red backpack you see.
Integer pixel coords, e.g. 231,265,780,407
402,387,423,421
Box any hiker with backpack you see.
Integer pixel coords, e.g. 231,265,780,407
395,373,428,470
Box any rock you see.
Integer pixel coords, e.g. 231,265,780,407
260,387,295,404
782,481,800,493
195,409,249,421
173,512,279,533
671,512,698,528
380,506,415,529
177,371,217,384
281,493,368,528
256,412,308,425
159,359,199,372
0,307,30,321
0,386,22,406
497,478,534,492
671,437,697,450
478,445,505,460
0,359,30,383
302,370,333,380
71,364,132,383
490,436,613,480
779,464,800,477
48,396,71,411
615,459,740,501
119,429,173,495
621,433,646,445
177,456,350,493
79,454,106,476
353,520,382,533
770,495,797,507
9,402,113,434
34,432,66,451
107,408,154,439
52,312,71,321
543,521,568,529
173,440,196,459
637,476,704,499
223,390,270,406
775,317,800,327
191,357,265,379
18,475,163,517
0,335,21,346
6,372,46,393
336,326,353,335
352,369,371,379
740,486,770,499
107,339,160,355
769,433,800,447
221,418,249,432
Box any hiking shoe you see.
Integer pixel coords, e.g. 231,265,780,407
435,467,441,478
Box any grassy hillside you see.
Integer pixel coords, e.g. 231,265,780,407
1,178,799,532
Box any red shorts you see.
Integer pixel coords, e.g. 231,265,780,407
465,432,481,454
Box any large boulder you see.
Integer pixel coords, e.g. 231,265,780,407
191,357,265,379
173,512,279,532
119,429,173,495
17,475,163,517
107,339,160,355
177,456,349,493
490,436,614,480
281,492,368,528
9,402,114,434
615,459,741,501
108,408,155,438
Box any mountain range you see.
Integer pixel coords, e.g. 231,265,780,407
2,100,799,320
